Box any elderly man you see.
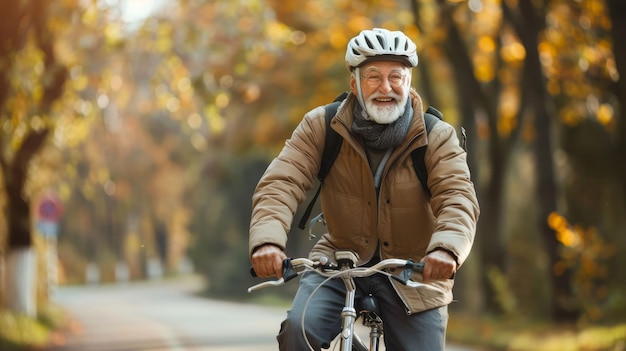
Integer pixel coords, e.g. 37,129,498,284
250,28,479,350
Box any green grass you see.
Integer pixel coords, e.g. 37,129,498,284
0,304,66,351
448,313,626,351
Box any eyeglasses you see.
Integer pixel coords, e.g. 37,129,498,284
359,72,407,88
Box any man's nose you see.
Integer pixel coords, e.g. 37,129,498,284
378,77,393,93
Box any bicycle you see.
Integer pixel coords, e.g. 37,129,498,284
248,250,439,351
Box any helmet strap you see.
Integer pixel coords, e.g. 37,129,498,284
354,67,369,118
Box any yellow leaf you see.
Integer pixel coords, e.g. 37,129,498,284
82,5,98,26
501,42,526,62
596,103,613,126
205,105,225,135
478,36,496,53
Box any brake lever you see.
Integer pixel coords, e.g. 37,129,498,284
247,278,285,293
390,259,422,284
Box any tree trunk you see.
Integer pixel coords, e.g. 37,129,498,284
4,184,36,313
608,0,626,208
605,0,626,309
5,247,37,316
516,0,579,322
2,130,50,313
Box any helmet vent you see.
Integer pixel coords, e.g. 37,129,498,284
376,35,385,48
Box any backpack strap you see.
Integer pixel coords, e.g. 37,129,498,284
297,94,347,230
411,107,442,198
318,101,345,182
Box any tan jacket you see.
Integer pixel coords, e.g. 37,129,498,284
250,90,480,314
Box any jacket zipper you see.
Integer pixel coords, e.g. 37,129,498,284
334,117,381,265
379,129,426,315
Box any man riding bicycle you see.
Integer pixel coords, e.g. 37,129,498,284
249,28,480,350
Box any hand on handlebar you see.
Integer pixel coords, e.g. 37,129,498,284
251,244,287,278
420,250,457,282
248,255,446,294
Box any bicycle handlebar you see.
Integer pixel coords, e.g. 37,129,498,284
248,256,428,293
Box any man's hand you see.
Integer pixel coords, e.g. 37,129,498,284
251,244,287,278
421,249,457,282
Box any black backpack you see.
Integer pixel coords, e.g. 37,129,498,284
297,92,462,230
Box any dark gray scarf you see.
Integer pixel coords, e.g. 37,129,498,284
351,98,413,151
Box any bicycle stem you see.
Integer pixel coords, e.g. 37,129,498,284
339,263,357,350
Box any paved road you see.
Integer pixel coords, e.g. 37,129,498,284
45,275,474,351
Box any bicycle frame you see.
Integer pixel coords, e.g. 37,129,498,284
248,251,431,351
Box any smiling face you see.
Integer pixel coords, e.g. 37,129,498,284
350,61,412,124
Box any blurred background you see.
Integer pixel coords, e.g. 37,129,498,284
0,0,625,350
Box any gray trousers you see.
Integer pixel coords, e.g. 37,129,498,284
277,271,448,351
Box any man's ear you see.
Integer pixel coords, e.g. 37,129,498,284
350,73,357,95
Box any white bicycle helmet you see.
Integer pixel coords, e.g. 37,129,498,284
345,28,418,70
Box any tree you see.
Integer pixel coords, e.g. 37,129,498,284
0,1,70,314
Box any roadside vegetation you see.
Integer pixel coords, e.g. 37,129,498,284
448,314,626,351
0,304,65,351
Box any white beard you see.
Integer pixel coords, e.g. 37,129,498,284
365,91,409,124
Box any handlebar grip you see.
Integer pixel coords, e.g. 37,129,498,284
249,258,298,282
407,261,455,279
407,261,424,273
